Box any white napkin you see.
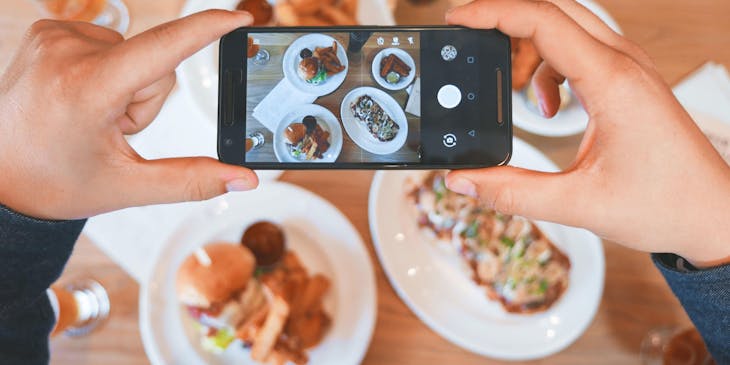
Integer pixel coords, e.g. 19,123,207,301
674,62,730,123
83,90,210,282
673,61,730,165
252,79,317,132
83,88,280,282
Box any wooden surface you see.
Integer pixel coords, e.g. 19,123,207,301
245,32,421,163
0,0,728,364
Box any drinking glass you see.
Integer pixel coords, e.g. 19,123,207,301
33,0,130,34
48,279,110,337
246,132,265,152
640,326,715,365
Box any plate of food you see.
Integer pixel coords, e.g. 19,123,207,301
273,104,343,163
368,138,604,360
178,0,395,125
371,48,416,91
340,87,408,155
140,182,377,365
511,0,621,137
282,34,348,96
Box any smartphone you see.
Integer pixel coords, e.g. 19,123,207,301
218,26,511,169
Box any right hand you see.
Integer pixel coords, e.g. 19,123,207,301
445,0,730,267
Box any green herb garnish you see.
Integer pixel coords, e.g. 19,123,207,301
500,236,515,247
538,279,549,294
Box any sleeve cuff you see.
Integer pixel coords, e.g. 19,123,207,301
0,204,86,318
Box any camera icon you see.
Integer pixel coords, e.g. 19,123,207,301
442,133,457,148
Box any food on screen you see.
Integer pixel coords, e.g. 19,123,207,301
176,222,331,364
380,53,411,85
297,42,346,85
284,116,332,161
350,95,400,142
407,172,571,314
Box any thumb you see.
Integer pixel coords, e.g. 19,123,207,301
128,157,259,205
446,166,576,224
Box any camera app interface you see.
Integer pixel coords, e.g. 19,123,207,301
244,31,421,164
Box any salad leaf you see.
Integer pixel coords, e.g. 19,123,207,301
201,327,236,354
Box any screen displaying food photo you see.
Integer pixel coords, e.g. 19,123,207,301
244,31,421,164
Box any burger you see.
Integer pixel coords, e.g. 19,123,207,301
298,57,326,85
176,242,266,353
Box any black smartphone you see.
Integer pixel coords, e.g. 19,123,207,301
218,26,511,169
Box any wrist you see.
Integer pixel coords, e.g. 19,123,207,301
678,188,730,269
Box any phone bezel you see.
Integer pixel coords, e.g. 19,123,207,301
218,25,512,170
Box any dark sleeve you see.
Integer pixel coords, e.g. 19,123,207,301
0,204,86,365
652,253,730,363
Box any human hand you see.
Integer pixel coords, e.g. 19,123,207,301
0,10,258,221
445,0,730,267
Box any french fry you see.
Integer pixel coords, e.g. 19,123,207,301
236,304,269,343
251,296,290,362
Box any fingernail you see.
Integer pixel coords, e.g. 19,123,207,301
446,178,477,198
538,99,549,118
226,178,252,192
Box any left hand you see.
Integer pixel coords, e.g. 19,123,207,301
0,10,258,220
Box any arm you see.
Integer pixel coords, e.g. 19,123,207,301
0,205,84,364
445,0,730,360
653,255,730,363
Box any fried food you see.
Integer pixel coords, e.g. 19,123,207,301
236,0,273,25
320,5,358,25
511,38,542,90
380,54,411,79
274,0,359,26
251,295,290,362
251,251,332,364
313,42,346,76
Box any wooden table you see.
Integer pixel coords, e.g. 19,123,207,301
245,32,420,163
1,0,728,364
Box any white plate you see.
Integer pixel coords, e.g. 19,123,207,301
340,87,408,155
140,182,377,365
368,138,605,361
273,104,343,163
512,0,622,137
371,48,417,91
178,0,395,126
282,34,349,96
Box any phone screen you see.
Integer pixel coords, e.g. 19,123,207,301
220,27,511,169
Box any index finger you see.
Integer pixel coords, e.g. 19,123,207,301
105,9,252,94
446,0,623,99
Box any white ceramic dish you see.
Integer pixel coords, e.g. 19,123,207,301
178,0,395,126
368,138,605,361
282,34,348,96
140,182,377,365
340,86,408,155
512,0,622,137
273,104,343,163
371,48,417,91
